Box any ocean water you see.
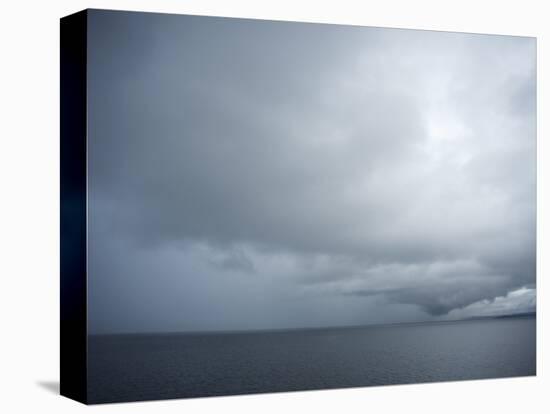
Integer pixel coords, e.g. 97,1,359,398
87,315,536,404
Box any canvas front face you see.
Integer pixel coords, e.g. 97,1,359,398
61,9,536,404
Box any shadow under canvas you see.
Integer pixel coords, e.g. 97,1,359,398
37,381,60,395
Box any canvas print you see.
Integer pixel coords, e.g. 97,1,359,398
60,9,536,404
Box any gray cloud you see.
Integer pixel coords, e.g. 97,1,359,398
87,11,536,333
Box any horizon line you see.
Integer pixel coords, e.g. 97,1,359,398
89,311,536,337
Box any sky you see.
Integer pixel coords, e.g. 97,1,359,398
87,10,536,334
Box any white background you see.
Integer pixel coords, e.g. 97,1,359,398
0,0,547,412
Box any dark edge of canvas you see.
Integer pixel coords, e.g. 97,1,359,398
60,9,88,404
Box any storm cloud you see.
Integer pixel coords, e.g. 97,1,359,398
87,10,536,333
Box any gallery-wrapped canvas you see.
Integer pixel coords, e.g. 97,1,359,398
60,9,536,405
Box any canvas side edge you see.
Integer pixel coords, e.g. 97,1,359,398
60,9,88,405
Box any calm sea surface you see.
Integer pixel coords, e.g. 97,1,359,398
88,316,536,403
